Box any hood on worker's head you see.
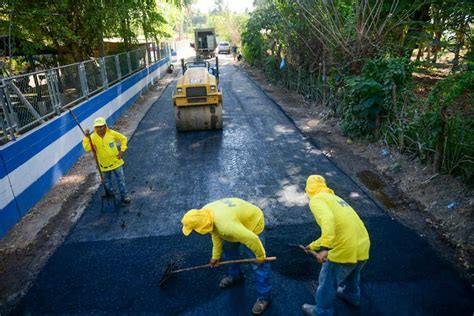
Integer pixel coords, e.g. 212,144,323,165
181,208,214,236
305,175,335,198
93,117,108,129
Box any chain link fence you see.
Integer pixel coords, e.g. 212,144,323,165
0,43,170,145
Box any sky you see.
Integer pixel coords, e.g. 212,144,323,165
193,0,254,13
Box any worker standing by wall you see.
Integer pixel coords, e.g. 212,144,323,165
83,117,131,204
181,198,272,315
301,175,370,316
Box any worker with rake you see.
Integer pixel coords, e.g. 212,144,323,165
181,198,272,315
301,175,370,316
83,117,131,204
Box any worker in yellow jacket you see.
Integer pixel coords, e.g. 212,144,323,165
181,198,272,315
301,175,370,316
82,117,131,203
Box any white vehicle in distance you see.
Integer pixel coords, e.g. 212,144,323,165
218,41,231,54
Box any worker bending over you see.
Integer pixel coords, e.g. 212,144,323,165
181,198,272,315
301,175,370,316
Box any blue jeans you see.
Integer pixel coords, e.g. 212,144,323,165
314,260,366,316
103,166,127,197
221,233,272,300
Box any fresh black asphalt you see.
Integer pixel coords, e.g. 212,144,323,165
14,62,474,315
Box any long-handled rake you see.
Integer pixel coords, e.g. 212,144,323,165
159,256,277,287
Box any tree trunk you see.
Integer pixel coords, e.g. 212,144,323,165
432,31,442,63
452,17,467,73
374,114,382,138
403,3,431,59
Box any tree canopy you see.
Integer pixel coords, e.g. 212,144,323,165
0,0,191,63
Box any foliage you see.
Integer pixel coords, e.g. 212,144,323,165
208,13,248,44
342,57,413,136
385,71,474,182
187,5,249,46
0,0,190,64
241,9,268,66
241,0,473,183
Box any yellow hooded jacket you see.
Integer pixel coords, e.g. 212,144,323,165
82,124,128,172
181,198,266,261
306,175,370,263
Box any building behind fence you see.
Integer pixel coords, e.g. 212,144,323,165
0,43,171,144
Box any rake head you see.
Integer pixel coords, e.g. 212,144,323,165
159,260,177,287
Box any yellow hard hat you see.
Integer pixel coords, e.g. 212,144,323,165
93,117,107,127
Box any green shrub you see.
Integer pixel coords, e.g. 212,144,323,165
342,57,412,137
387,70,473,183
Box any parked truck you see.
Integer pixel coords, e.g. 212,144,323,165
193,28,216,59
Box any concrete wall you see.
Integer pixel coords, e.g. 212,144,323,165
0,57,170,237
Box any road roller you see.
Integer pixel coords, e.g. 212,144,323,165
172,57,223,131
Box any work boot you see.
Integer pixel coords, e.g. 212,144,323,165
252,298,271,315
121,195,131,204
219,275,244,289
336,286,360,306
301,303,318,316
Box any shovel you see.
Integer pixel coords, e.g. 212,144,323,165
68,109,116,212
159,256,277,287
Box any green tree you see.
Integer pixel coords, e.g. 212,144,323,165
0,0,191,63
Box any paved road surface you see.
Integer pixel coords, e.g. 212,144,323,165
14,56,474,315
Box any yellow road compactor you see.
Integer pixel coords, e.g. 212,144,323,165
172,58,223,131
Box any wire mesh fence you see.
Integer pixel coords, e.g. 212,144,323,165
0,45,169,144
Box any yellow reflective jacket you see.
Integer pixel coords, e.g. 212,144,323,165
204,198,266,261
309,192,370,263
82,127,128,172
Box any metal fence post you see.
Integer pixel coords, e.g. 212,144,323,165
78,62,89,99
115,55,121,80
46,69,61,114
99,58,108,90
0,78,18,139
8,81,44,123
127,52,132,75
145,46,150,67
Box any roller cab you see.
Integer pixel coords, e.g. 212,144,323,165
172,58,223,131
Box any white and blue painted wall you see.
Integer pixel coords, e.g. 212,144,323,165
0,57,170,237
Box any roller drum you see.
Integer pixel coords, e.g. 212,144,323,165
175,103,223,131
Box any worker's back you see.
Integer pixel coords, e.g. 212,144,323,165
205,198,264,235
310,192,370,263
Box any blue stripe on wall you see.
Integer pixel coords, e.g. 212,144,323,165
15,142,84,215
0,151,8,179
0,57,169,238
0,200,21,237
1,57,169,174
1,73,142,170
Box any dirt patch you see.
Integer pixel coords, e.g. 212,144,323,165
239,63,474,283
0,73,177,315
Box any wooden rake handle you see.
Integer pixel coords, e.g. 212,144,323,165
171,256,277,274
288,243,319,259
